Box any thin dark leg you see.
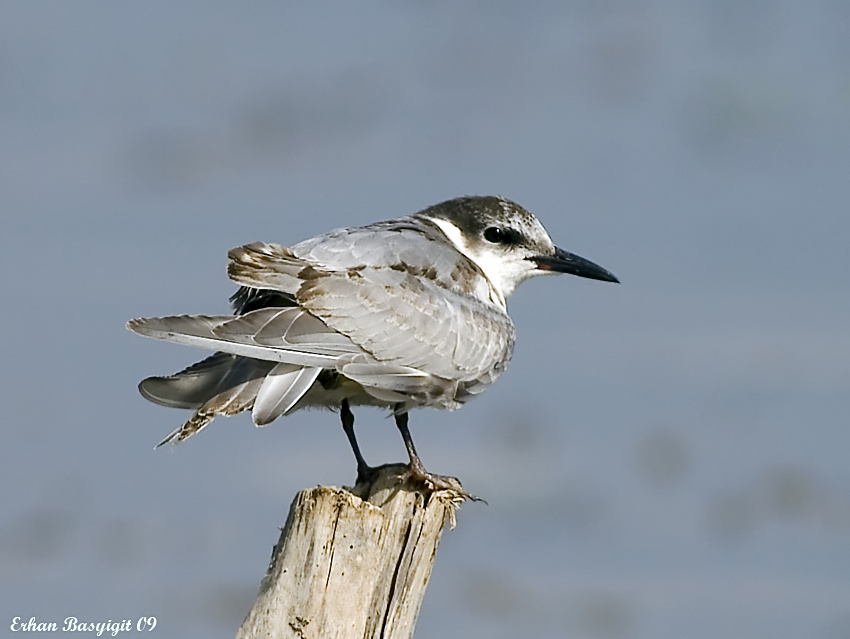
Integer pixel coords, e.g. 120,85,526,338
341,399,374,484
394,410,429,478
395,408,473,496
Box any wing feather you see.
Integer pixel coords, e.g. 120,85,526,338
252,364,322,426
226,242,307,293
126,310,357,367
299,268,515,385
139,352,240,409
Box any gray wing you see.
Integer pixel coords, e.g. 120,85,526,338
298,266,515,384
131,218,515,412
139,351,244,410
228,219,499,301
139,353,276,445
130,309,334,441
127,308,361,367
227,222,517,396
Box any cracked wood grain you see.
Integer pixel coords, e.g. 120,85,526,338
235,465,463,639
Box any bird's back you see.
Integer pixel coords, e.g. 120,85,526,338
229,216,517,397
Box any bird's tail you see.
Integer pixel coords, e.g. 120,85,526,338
139,352,275,446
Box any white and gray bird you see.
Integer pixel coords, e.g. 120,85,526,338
127,196,618,491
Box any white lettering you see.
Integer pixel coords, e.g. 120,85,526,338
10,616,57,632
11,615,136,634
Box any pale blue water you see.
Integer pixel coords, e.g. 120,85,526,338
2,2,849,637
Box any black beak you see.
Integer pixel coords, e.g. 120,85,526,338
532,247,619,283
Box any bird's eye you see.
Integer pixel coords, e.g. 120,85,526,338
484,227,509,244
483,227,522,245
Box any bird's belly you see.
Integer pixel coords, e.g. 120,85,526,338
291,370,473,413
297,375,394,409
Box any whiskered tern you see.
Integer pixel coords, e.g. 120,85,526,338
128,196,618,491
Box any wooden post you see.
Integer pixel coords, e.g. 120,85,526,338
235,464,464,639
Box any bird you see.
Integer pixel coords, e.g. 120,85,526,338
127,195,618,492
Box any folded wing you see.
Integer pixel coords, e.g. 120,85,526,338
227,225,517,389
131,222,516,419
127,308,361,367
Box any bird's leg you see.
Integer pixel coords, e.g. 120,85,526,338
340,399,375,485
394,408,468,495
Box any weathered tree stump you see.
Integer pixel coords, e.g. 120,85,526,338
235,464,464,639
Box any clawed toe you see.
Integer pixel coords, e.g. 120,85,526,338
404,465,484,503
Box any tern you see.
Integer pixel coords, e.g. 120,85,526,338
128,196,618,492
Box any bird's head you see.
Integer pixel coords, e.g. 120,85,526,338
418,196,619,302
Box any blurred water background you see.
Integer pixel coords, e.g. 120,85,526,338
2,2,849,637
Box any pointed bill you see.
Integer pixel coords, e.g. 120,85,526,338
532,247,619,283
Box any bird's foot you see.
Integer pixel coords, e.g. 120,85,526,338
404,464,485,503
